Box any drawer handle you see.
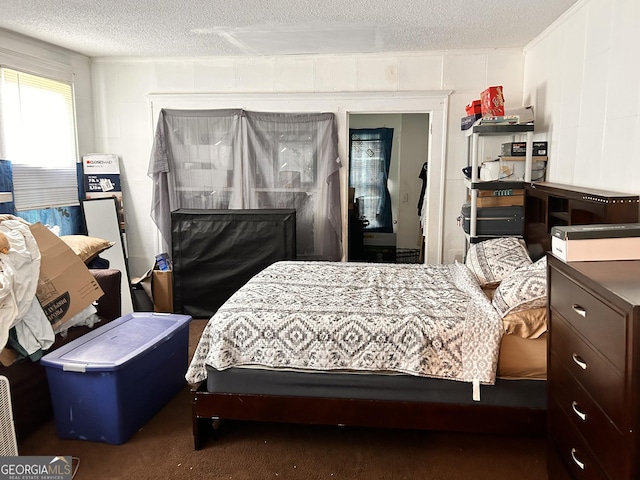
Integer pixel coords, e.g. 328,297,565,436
571,401,587,421
571,304,587,317
572,353,587,370
571,448,585,470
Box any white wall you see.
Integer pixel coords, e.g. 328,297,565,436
3,0,636,278
399,114,430,250
91,50,525,274
523,0,640,195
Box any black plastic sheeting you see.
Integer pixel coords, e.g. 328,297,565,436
171,209,296,318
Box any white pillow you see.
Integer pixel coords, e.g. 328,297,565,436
465,237,532,287
492,256,547,318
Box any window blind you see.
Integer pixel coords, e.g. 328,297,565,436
0,67,79,210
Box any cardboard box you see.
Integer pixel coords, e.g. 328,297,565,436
470,194,524,208
82,154,126,231
132,266,174,313
461,114,482,131
465,100,481,116
480,86,504,117
500,142,548,156
30,223,104,330
152,269,173,313
551,236,640,262
41,312,191,444
505,105,535,124
550,223,640,262
552,223,640,240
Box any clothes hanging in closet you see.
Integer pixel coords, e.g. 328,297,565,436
417,161,428,216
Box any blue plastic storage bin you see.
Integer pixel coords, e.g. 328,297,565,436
41,312,192,444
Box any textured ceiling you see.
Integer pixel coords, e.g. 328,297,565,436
0,0,580,58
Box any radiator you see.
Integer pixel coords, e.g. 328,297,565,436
0,375,18,455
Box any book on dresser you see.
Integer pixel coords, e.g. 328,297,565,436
550,223,640,262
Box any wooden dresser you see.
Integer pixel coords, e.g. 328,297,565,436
547,255,640,479
524,182,640,261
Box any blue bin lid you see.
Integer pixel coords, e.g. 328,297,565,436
41,313,191,372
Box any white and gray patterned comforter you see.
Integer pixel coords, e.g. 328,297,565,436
185,261,502,386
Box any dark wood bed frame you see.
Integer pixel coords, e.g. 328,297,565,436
191,383,546,450
190,181,640,450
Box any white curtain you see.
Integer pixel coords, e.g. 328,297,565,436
148,109,342,261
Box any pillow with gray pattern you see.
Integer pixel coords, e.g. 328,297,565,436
492,256,547,318
465,237,532,287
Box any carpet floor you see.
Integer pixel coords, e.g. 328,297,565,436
17,319,548,480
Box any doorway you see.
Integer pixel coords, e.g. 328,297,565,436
347,113,430,263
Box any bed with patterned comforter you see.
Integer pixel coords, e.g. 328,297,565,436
186,260,503,389
188,259,550,449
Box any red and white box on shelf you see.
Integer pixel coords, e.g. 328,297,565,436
480,86,505,117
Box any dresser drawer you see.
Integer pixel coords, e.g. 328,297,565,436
549,268,626,371
548,359,626,479
549,399,609,480
550,313,625,428
546,256,640,480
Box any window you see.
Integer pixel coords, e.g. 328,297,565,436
0,67,79,210
348,128,394,232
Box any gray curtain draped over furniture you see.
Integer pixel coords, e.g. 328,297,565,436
148,109,342,261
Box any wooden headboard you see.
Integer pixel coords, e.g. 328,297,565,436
523,182,640,261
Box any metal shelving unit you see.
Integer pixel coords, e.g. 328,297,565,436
464,123,535,240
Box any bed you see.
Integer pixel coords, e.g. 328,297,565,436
187,236,549,449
